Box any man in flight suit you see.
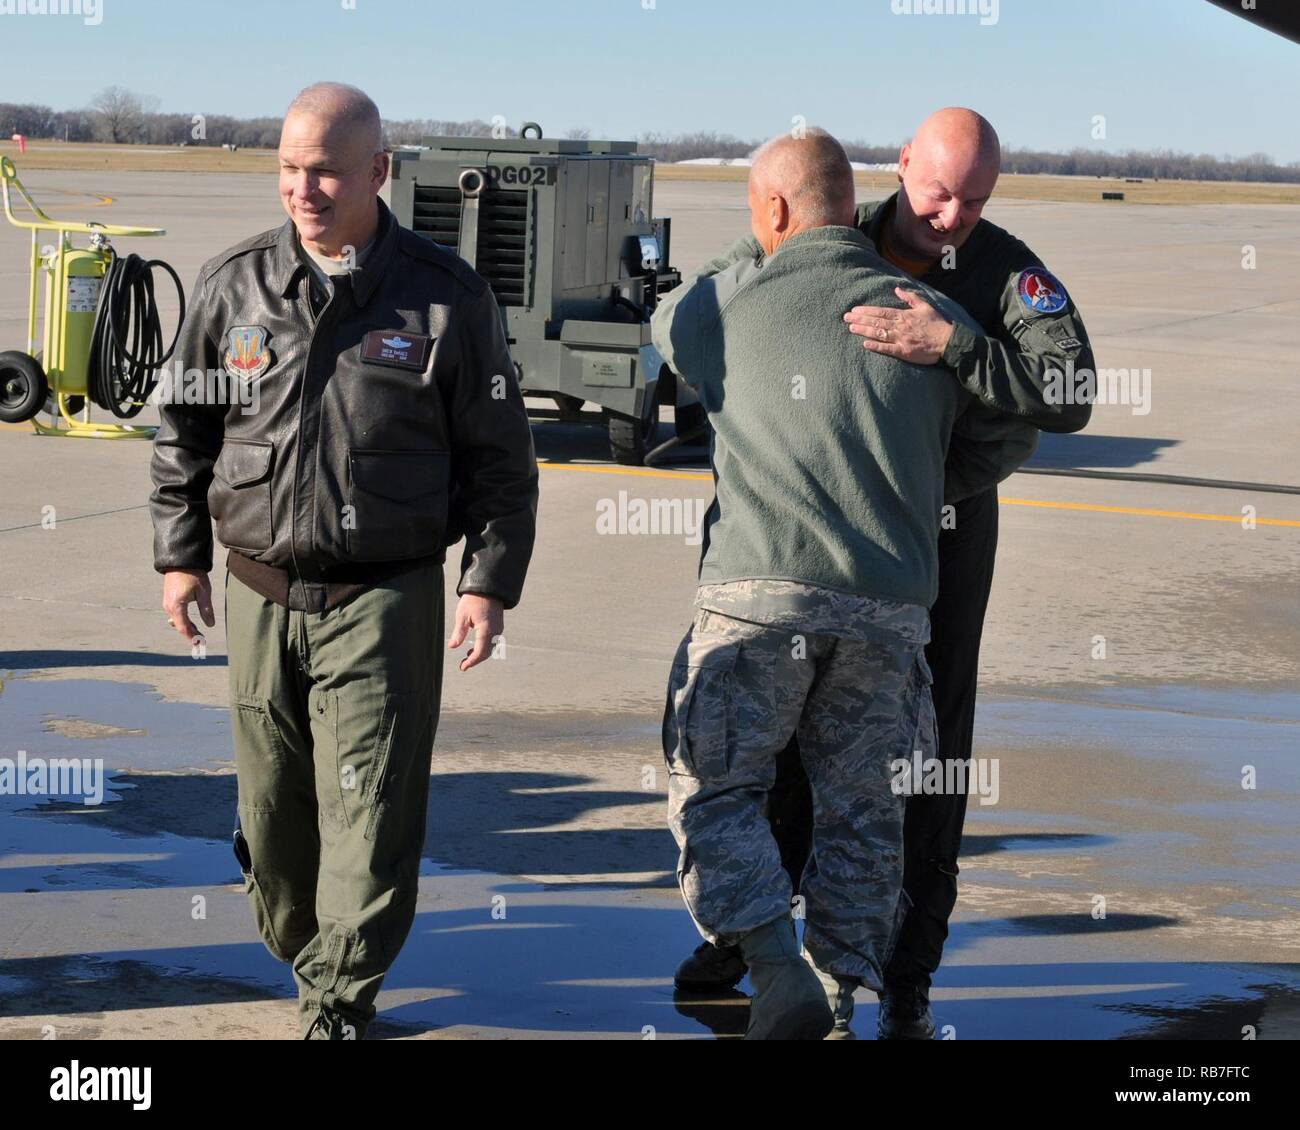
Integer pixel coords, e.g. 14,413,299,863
150,82,538,1039
672,108,1095,1039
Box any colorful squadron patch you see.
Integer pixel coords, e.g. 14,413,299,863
1016,268,1069,317
223,325,272,381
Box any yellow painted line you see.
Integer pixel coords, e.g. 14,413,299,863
12,187,114,211
0,445,1286,527
51,190,115,208
537,461,1300,528
999,497,1299,527
49,186,115,208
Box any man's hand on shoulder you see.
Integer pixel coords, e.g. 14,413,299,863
845,287,955,365
162,569,214,646
448,593,505,672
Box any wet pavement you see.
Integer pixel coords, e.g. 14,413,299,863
1,674,1296,1039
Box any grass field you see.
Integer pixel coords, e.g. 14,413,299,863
4,139,1298,206
655,162,1300,205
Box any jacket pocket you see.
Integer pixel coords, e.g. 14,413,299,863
209,439,274,553
345,448,450,562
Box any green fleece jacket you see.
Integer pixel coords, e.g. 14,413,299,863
651,225,1020,609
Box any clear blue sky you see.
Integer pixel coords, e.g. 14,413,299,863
4,0,1298,162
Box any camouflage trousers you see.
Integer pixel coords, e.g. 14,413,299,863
663,606,937,989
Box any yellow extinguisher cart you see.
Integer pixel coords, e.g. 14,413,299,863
1,156,184,437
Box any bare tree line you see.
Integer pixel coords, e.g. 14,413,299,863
3,94,1298,185
638,130,1300,185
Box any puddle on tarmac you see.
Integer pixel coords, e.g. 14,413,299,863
0,675,1296,1038
964,686,1300,899
3,895,1295,1039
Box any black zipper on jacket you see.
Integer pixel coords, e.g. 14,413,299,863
287,272,339,601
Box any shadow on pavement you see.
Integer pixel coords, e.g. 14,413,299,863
1026,432,1178,471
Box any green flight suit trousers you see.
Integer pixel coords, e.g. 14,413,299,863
223,561,444,1038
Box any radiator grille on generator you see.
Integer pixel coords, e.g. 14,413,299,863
411,185,529,307
477,189,528,306
411,185,461,249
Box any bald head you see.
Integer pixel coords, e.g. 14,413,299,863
748,129,856,254
285,82,384,155
278,82,389,257
890,107,1002,264
911,107,1000,181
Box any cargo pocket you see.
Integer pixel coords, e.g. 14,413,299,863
663,635,741,781
361,693,406,843
233,826,295,964
230,695,291,814
345,449,450,561
898,650,937,763
210,439,274,553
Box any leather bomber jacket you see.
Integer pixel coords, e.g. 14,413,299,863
149,197,538,611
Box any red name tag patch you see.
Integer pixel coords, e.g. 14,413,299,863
361,330,433,371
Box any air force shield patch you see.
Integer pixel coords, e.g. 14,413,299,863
223,325,273,380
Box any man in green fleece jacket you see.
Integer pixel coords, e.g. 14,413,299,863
652,128,1022,1040
674,108,1095,1041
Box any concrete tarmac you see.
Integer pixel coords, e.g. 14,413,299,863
0,169,1297,1038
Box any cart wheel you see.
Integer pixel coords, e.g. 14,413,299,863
30,351,88,418
605,400,660,466
674,401,708,441
0,351,49,424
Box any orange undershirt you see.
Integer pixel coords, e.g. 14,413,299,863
878,219,936,280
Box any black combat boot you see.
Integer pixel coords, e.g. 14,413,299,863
877,983,935,1040
674,940,747,992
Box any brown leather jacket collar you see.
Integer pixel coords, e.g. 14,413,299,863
268,195,400,308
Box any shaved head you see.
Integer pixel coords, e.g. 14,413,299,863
890,107,1002,264
911,107,1001,183
278,82,389,257
285,82,384,155
748,128,855,254
751,129,856,227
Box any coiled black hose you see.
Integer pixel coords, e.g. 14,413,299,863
86,249,185,418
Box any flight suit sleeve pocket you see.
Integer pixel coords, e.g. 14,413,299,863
663,635,741,781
